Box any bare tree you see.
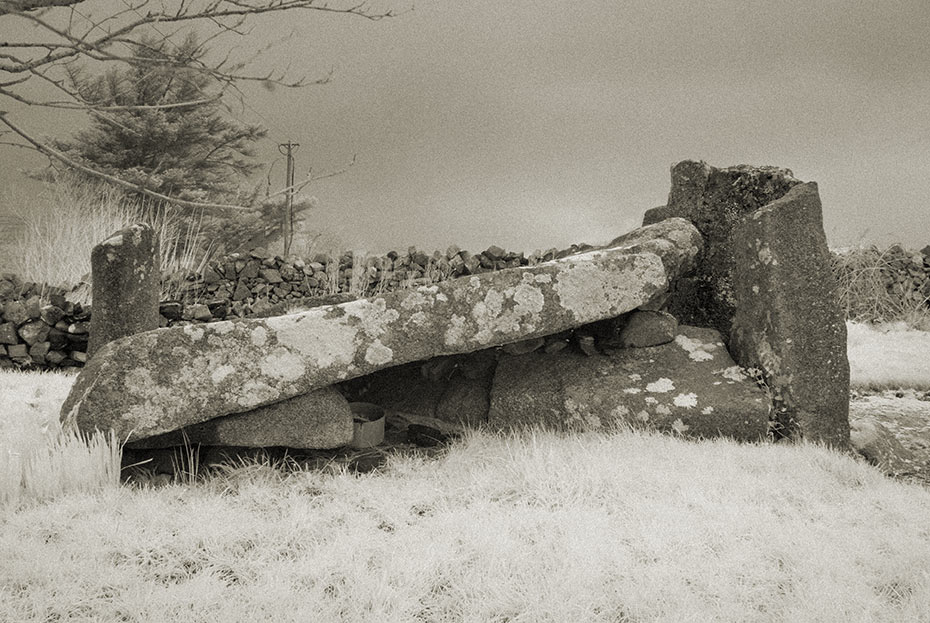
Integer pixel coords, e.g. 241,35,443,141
0,0,396,212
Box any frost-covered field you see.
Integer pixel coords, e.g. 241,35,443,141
0,321,928,622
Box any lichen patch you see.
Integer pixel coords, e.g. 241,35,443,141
445,314,467,347
673,393,698,408
674,334,715,362
365,339,394,365
210,364,236,384
183,325,204,341
250,326,268,347
268,313,357,369
259,349,305,382
646,377,675,393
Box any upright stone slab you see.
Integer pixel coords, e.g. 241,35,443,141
60,218,702,441
643,161,801,337
728,183,850,447
87,223,160,358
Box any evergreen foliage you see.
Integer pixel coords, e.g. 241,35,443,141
47,34,266,206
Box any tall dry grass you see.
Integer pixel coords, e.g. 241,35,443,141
832,245,930,330
0,370,120,507
2,172,212,302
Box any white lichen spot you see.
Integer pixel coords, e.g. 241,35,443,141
758,243,777,266
365,339,394,365
534,274,552,283
644,396,658,404
236,380,277,408
718,366,748,382
469,276,481,289
673,393,698,408
512,283,545,316
345,298,401,338
267,313,357,369
656,404,672,416
445,314,467,346
636,410,650,422
671,419,690,435
401,289,435,311
212,322,234,335
628,373,642,381
702,406,714,415
623,387,642,394
259,349,304,382
752,285,760,295
211,364,236,384
436,293,448,303
408,311,427,326
183,325,205,341
553,253,666,323
646,377,675,393
251,326,268,347
674,334,715,362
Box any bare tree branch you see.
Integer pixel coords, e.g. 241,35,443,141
1,0,401,214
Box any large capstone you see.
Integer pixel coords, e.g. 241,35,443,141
728,183,850,447
87,223,160,358
61,218,703,441
488,325,770,441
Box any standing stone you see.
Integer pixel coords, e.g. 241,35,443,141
87,224,160,358
643,160,801,338
728,183,849,447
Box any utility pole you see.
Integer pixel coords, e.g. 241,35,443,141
277,140,300,256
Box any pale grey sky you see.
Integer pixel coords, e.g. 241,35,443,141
2,0,929,254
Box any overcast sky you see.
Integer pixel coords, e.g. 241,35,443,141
2,0,929,255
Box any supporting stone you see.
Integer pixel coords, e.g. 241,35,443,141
87,223,160,358
643,160,801,338
125,387,353,450
488,325,770,440
728,183,850,447
61,218,702,441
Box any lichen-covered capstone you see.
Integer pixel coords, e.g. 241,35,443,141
87,223,160,358
644,161,801,337
728,183,850,447
488,325,770,440
61,219,703,441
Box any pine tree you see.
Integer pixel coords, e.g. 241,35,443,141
50,33,266,206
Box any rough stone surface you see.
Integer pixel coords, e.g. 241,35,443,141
3,300,28,326
87,223,160,358
728,183,850,447
488,325,770,440
616,310,679,348
643,160,801,337
126,387,352,450
62,219,702,441
849,416,923,479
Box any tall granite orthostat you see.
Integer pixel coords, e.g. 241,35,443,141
646,161,849,447
728,183,850,447
60,218,702,442
643,160,801,337
87,223,161,358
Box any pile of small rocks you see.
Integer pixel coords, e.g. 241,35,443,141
161,242,596,325
0,275,90,369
